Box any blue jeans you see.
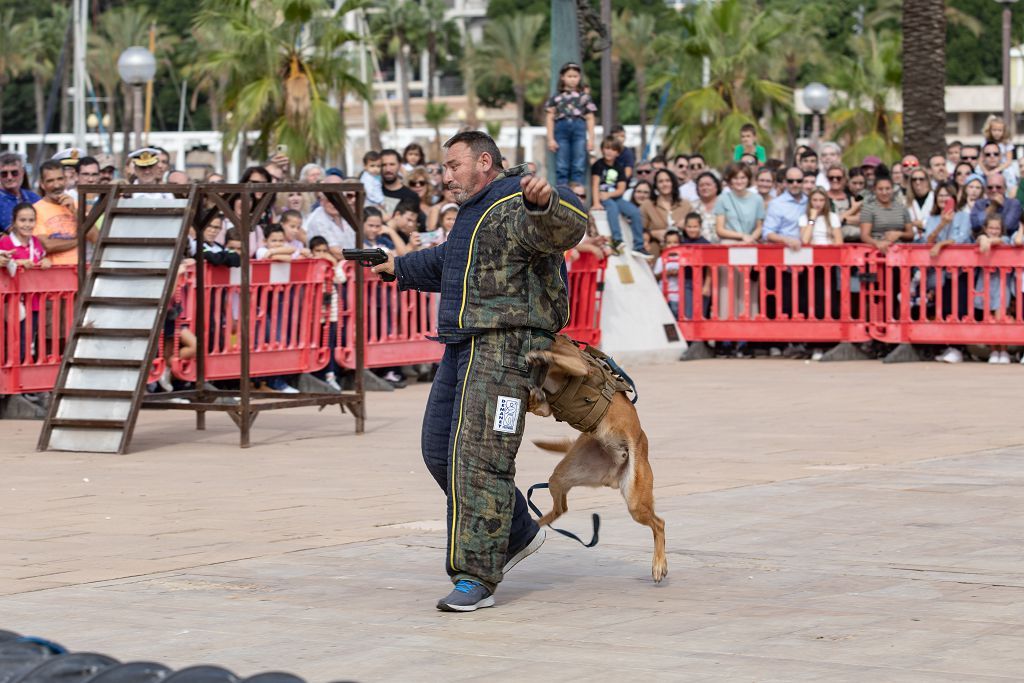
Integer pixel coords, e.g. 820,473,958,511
602,197,645,250
554,117,588,186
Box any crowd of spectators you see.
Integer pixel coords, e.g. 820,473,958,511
3,111,1024,389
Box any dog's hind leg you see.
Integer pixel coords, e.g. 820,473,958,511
537,433,609,527
621,431,668,582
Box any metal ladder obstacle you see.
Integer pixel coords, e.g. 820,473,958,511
37,188,198,454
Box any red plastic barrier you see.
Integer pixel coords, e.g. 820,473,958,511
870,244,1024,345
334,262,444,370
661,244,875,343
564,252,606,346
0,265,77,394
171,259,333,381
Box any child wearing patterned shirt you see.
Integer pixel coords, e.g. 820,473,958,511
545,62,597,187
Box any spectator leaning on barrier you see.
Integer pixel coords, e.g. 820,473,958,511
304,176,355,259
32,160,84,266
763,167,808,251
755,166,775,210
715,163,764,244
693,171,721,244
969,172,1021,237
906,168,935,241
859,166,912,253
0,152,40,232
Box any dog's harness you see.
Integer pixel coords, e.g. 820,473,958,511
545,343,636,433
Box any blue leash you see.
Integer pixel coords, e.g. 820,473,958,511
527,483,600,548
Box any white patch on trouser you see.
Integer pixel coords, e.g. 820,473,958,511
493,396,521,434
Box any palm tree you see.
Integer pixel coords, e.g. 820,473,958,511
193,0,368,166
424,101,451,160
901,0,947,158
473,14,549,164
19,12,66,135
369,0,425,128
827,29,903,165
611,10,657,154
421,0,460,104
0,10,29,137
654,0,790,167
88,6,171,156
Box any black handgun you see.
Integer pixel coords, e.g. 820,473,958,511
342,248,396,282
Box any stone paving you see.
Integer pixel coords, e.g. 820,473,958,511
2,360,1024,681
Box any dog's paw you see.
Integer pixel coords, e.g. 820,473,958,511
652,557,668,583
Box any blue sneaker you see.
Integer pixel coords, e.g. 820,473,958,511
436,580,494,612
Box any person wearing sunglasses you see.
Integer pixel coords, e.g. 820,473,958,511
406,167,434,231
906,171,934,240
0,152,40,232
959,145,980,169
969,171,1021,237
824,167,860,241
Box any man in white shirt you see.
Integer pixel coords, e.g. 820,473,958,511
305,175,355,259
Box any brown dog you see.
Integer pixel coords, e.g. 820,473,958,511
525,335,667,582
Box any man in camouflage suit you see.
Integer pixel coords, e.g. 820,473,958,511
373,131,588,611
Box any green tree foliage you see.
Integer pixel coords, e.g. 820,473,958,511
655,0,791,166
192,0,367,166
473,14,549,164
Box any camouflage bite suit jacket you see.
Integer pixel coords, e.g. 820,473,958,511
393,164,589,341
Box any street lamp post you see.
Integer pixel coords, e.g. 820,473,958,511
117,47,157,151
803,82,832,151
995,0,1019,141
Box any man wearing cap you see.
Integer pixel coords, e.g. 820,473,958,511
0,152,40,232
52,148,84,202
129,148,174,199
861,156,882,191
95,154,117,183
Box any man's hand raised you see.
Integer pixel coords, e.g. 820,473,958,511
521,174,553,208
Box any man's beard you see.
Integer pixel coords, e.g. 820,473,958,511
382,171,397,184
450,171,482,205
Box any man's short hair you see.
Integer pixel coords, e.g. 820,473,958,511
673,153,689,164
0,152,24,167
442,131,502,169
688,153,706,164
803,170,817,180
610,124,625,135
78,156,99,170
799,149,818,161
394,199,419,216
740,123,756,135
39,160,63,176
650,155,667,166
379,148,401,163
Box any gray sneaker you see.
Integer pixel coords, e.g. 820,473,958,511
503,526,546,575
437,580,494,612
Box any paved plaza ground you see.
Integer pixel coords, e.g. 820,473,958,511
2,359,1024,681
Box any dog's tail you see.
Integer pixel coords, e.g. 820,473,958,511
532,438,574,454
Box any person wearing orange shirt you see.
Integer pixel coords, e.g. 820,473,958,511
32,160,91,266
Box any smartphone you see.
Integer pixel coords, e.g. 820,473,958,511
854,194,863,202
943,197,955,213
275,144,288,156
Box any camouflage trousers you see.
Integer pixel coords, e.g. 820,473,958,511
420,328,552,592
